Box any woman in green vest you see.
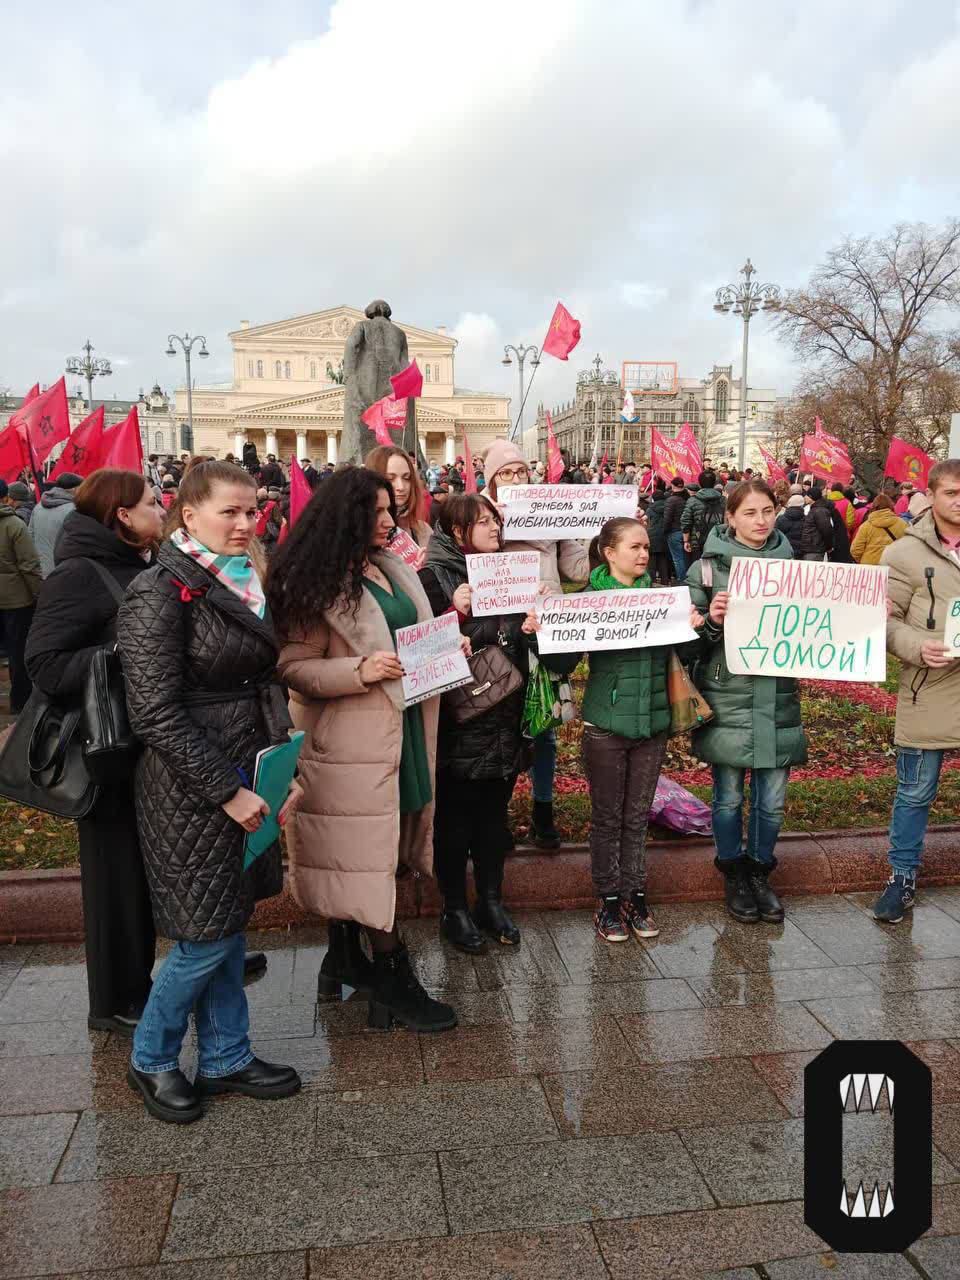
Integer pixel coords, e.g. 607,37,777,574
685,480,808,925
541,517,704,943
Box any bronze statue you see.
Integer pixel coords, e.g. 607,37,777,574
341,299,418,462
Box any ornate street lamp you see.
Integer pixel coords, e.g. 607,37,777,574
65,339,112,411
713,258,781,468
166,332,209,453
503,343,541,441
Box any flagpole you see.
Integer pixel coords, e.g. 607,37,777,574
509,358,541,443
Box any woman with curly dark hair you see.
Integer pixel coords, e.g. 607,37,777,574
268,467,459,1032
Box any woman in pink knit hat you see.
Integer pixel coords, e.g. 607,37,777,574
483,438,589,849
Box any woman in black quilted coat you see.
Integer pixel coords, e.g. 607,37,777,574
117,460,302,1125
26,469,165,1035
419,494,535,955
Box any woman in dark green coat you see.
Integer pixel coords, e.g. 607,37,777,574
685,480,808,925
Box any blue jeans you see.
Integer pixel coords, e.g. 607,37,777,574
132,932,252,1078
711,765,790,865
667,531,688,580
888,747,944,877
529,728,557,803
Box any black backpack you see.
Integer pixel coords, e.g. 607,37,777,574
689,497,723,557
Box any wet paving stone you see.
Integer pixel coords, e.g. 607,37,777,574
51,1256,308,1280
805,987,960,1040
0,1113,77,1188
688,965,874,1008
0,1019,110,1058
616,1003,833,1065
0,1052,140,1115
764,1254,919,1277
506,976,701,1021
249,1029,425,1091
419,1015,635,1082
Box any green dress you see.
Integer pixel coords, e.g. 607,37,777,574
364,579,433,814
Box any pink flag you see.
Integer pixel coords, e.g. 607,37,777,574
650,428,684,482
542,301,582,361
800,434,853,486
390,361,423,400
545,411,564,483
11,376,70,465
49,406,105,480
288,456,313,527
99,406,143,473
462,431,477,494
758,442,787,486
361,394,408,446
0,424,29,484
675,422,702,475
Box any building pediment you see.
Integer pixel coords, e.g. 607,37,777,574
237,388,344,418
230,306,456,350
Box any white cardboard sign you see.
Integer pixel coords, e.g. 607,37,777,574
395,611,473,707
723,556,888,682
946,598,960,657
499,484,636,540
466,551,541,618
536,586,697,654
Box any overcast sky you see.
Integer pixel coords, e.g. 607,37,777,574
3,0,959,419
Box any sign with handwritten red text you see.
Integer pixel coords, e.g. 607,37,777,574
386,526,422,567
724,557,888,682
499,484,636,540
466,551,541,618
396,611,473,706
536,586,697,654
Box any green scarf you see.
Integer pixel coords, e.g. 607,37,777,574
588,563,652,592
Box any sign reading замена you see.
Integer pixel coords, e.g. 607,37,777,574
499,484,636,540
536,586,697,654
723,557,888,682
396,611,473,707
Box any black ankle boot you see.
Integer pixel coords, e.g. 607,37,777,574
531,800,561,850
127,1065,202,1124
715,856,760,923
367,943,458,1033
746,856,784,923
440,906,487,954
318,919,375,1001
472,856,521,946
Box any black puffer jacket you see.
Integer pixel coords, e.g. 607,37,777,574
116,541,291,942
800,499,835,558
775,505,806,558
419,532,531,783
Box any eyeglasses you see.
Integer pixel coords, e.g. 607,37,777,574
496,466,528,483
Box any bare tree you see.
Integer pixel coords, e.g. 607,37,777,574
777,220,960,484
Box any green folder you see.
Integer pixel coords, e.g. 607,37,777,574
242,731,305,870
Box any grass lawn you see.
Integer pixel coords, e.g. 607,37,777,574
3,659,958,871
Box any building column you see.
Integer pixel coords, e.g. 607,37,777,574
233,431,246,459
265,430,279,456
418,434,427,458
296,431,308,462
444,433,455,465
327,432,338,465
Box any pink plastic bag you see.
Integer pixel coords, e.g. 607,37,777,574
650,776,712,835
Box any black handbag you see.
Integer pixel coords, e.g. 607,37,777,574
73,559,139,783
442,633,524,724
0,688,98,818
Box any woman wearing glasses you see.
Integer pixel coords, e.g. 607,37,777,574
482,439,589,849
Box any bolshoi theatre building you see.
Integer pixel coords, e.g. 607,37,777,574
173,306,511,466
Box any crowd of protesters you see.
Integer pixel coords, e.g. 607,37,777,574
0,432,958,1127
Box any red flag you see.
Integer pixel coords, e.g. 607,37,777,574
22,384,39,408
758,443,788,486
390,361,423,400
800,434,853,485
0,424,29,484
49,407,105,481
884,436,934,489
650,428,684,482
542,301,581,361
675,422,703,475
545,411,564,483
12,377,70,465
289,456,313,527
99,406,143,473
361,394,408,446
461,431,477,494
813,415,848,456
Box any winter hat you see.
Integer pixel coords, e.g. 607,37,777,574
483,438,527,486
908,491,932,520
57,473,84,490
7,482,31,502
787,494,805,508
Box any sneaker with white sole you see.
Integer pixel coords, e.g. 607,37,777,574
622,892,660,939
594,896,629,943
873,873,916,923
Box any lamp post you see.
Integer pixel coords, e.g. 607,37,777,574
713,258,781,469
576,353,616,467
502,343,540,441
165,332,209,453
65,339,112,411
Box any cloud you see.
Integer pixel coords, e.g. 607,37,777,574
1,0,959,411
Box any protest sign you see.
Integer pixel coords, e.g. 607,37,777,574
536,586,697,654
946,598,960,658
499,484,636,540
396,611,473,707
723,557,888,682
386,526,423,567
466,551,541,618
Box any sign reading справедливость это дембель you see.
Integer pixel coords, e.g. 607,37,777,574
395,611,473,707
535,586,697,654
499,484,636,540
723,557,888,682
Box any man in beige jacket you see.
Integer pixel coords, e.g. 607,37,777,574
875,459,960,922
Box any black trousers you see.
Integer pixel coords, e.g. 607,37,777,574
433,773,513,907
0,604,35,714
649,551,673,585
77,783,156,1018
582,727,668,896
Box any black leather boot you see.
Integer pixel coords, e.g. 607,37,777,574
127,1065,203,1124
531,800,561,850
472,855,521,946
746,856,785,923
243,951,268,981
440,906,487,954
195,1056,301,1099
715,855,760,923
317,919,375,1001
367,944,458,1033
